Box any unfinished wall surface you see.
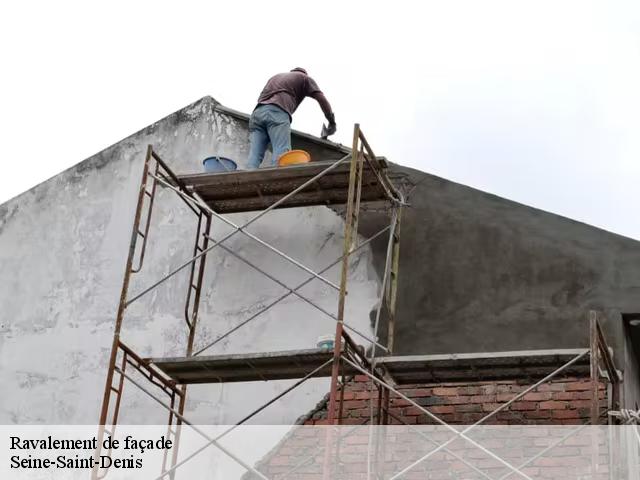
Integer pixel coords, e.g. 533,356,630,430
363,166,640,367
1,95,639,426
0,97,375,424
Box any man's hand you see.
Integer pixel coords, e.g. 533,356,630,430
321,113,337,139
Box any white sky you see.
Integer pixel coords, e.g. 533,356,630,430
1,1,639,239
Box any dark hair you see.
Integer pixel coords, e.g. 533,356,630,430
291,67,308,75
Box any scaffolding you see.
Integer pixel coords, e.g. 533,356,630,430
92,124,624,480
92,124,404,479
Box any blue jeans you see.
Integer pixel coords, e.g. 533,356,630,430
247,104,291,169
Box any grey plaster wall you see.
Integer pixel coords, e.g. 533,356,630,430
0,97,378,424
2,95,639,424
362,165,640,367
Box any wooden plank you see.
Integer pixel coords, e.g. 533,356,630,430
180,161,352,188
176,157,402,214
150,349,353,384
191,171,382,199
376,349,591,385
151,348,592,385
375,349,589,364
200,187,387,214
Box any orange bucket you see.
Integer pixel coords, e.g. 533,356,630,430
278,149,311,167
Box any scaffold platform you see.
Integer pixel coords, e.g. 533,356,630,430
150,348,359,384
375,349,591,385
149,348,591,386
178,159,395,213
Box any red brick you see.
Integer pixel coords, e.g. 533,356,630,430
348,408,377,418
340,418,367,425
569,399,595,409
342,391,358,400
537,382,566,392
525,410,552,419
455,403,482,413
566,381,592,391
573,390,605,400
401,388,432,398
389,397,412,407
481,385,497,394
469,395,497,404
342,400,367,409
348,381,367,391
496,410,523,419
482,403,504,412
555,391,579,401
432,387,458,396
443,395,471,405
403,406,427,416
496,393,518,402
495,383,526,394
552,409,580,419
431,405,456,414
452,412,484,423
353,391,374,400
510,402,537,411
539,400,568,410
522,392,553,401
458,386,481,395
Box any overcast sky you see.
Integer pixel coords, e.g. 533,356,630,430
2,1,639,239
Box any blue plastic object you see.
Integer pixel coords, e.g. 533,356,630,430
203,156,237,173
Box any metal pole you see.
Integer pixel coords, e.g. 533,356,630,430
93,145,155,480
590,311,600,425
589,310,600,477
322,125,363,480
357,129,403,203
132,160,159,273
328,124,362,425
171,212,213,479
151,358,334,480
386,206,402,353
371,207,399,358
115,369,270,480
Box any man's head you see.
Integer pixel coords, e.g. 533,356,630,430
290,67,308,75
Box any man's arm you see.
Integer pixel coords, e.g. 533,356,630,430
310,91,336,138
310,91,334,123
306,76,336,128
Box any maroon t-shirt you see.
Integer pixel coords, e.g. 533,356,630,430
257,71,332,119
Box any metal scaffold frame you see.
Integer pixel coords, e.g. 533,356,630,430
92,124,625,480
92,124,405,479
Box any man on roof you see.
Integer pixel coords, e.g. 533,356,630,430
246,68,336,169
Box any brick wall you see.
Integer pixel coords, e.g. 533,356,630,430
243,375,611,479
303,375,608,426
246,425,612,480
